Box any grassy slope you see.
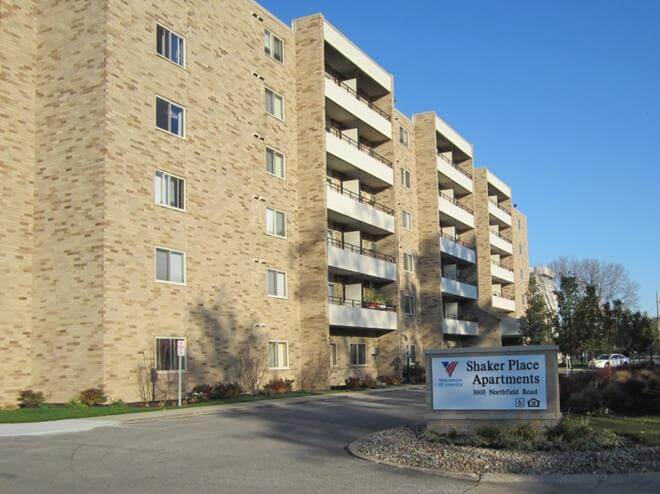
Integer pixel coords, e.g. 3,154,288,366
587,415,660,446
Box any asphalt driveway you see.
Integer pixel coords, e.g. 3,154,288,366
0,388,658,493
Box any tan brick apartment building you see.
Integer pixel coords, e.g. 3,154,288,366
0,0,529,405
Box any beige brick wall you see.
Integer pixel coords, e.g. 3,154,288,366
512,208,530,317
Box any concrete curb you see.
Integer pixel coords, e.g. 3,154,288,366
346,428,660,484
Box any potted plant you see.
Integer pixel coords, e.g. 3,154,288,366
363,284,387,309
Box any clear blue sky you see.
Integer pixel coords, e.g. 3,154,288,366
260,0,660,315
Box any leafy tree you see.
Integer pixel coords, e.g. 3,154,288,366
574,284,603,359
520,275,554,344
554,276,583,359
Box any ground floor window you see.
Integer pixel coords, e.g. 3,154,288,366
329,342,338,367
156,337,186,371
268,341,289,369
350,343,366,366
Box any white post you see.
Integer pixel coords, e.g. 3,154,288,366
178,354,183,407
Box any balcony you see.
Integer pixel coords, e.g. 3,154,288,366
488,200,512,227
328,296,398,331
325,73,392,140
486,169,511,198
440,233,476,264
491,260,515,284
492,292,516,312
489,231,513,255
438,193,475,230
326,127,393,187
437,154,473,194
441,277,478,300
327,238,396,281
441,314,479,336
327,182,395,235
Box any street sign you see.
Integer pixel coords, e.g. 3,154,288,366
176,340,186,407
177,339,186,357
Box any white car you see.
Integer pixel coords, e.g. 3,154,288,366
588,353,629,369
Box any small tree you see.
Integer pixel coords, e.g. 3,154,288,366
520,275,554,344
236,343,269,394
555,276,583,362
574,284,603,359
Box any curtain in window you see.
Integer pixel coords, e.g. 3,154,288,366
156,249,169,280
265,90,274,115
170,251,184,283
156,98,169,131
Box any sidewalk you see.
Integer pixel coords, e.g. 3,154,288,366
0,385,424,437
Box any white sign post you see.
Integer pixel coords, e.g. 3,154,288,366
176,340,186,407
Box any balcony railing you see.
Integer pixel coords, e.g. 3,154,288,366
491,259,513,270
440,231,475,249
325,72,391,121
443,275,477,287
439,192,474,214
444,313,479,323
327,237,395,263
327,180,394,215
493,291,515,301
490,230,512,243
438,153,473,179
328,295,396,312
327,126,393,167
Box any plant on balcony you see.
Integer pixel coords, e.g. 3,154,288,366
363,284,387,309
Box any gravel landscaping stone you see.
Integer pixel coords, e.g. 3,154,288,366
352,424,660,475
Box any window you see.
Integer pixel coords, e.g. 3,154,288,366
330,342,338,367
267,268,287,298
156,96,185,137
266,207,286,238
266,147,285,178
518,219,522,231
400,168,412,188
407,344,417,364
268,341,289,369
350,343,366,366
403,252,415,272
155,247,185,284
402,210,412,230
519,245,523,255
154,171,185,210
264,29,284,62
156,24,185,67
520,269,525,280
265,88,284,120
403,294,416,315
399,126,409,147
155,337,186,371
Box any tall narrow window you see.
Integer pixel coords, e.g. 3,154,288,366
155,247,185,284
156,25,185,67
403,252,415,272
402,210,412,230
156,96,185,137
265,88,284,120
264,30,284,62
156,337,187,371
268,341,289,369
400,169,412,188
329,343,338,367
266,147,285,178
267,268,287,298
350,343,366,366
403,294,416,315
399,126,409,147
154,171,185,210
265,207,286,238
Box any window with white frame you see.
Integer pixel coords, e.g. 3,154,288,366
154,171,185,210
266,147,285,178
265,88,284,120
155,337,186,371
266,207,286,238
350,343,366,366
155,247,185,284
267,268,287,298
399,126,409,147
330,342,338,367
268,341,289,369
156,96,185,137
156,24,185,66
402,210,412,230
403,294,416,315
400,168,412,188
403,252,415,272
264,29,284,62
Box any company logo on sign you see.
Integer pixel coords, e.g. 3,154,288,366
442,361,458,377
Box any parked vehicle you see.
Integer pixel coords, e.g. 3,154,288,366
587,353,629,369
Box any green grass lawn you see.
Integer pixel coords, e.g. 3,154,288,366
587,415,660,446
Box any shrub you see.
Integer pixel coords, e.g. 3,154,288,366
17,388,45,408
184,391,207,404
263,378,294,395
360,375,379,389
601,382,632,413
211,382,243,399
546,417,622,450
191,384,213,400
345,377,362,389
402,364,425,384
566,388,602,413
78,387,108,407
378,375,399,386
